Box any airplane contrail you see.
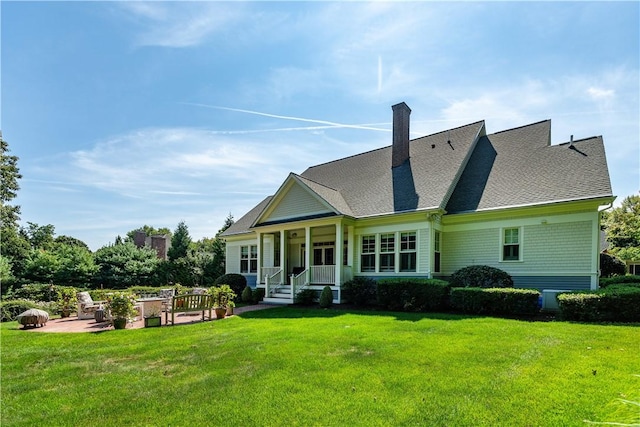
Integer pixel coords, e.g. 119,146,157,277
181,102,391,133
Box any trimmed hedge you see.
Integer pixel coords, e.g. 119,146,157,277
214,274,247,301
557,286,640,322
599,274,640,288
319,286,333,308
9,283,57,302
450,288,540,316
0,299,41,322
449,265,513,288
341,277,377,306
376,279,451,312
295,289,315,305
251,288,265,304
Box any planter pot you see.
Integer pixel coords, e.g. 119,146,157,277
214,308,227,319
226,306,234,316
144,316,161,328
113,318,127,329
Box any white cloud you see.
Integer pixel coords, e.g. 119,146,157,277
587,87,615,100
118,2,245,48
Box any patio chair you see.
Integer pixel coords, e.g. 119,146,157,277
76,291,103,320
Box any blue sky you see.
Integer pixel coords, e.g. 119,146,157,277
3,1,638,251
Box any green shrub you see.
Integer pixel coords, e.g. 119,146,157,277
599,274,640,288
319,286,333,308
128,286,162,297
599,253,627,277
10,283,57,302
558,286,640,322
214,274,247,301
341,277,377,306
295,289,315,306
241,286,253,303
0,299,40,322
377,279,451,312
251,288,265,304
449,265,513,288
450,288,540,316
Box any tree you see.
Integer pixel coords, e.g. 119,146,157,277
53,244,98,286
54,235,90,251
167,221,191,261
94,242,160,289
603,194,640,263
23,249,61,283
20,222,56,250
0,136,22,228
0,136,28,278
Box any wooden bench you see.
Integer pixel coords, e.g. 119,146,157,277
165,293,213,325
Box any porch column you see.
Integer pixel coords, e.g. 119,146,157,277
256,232,262,284
305,226,311,282
280,230,286,280
335,221,343,287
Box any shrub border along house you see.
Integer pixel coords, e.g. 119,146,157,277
557,284,640,322
450,287,541,316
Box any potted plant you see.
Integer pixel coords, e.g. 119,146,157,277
106,292,137,330
144,307,162,328
226,300,235,316
56,286,77,318
211,285,236,319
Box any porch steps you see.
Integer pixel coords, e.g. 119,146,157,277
263,286,292,305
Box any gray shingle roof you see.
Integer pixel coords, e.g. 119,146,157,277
301,121,486,216
445,120,613,213
222,119,613,236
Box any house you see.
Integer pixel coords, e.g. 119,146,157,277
221,102,614,304
133,231,171,260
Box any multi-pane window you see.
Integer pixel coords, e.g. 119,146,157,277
241,245,258,273
379,233,395,272
399,232,417,272
434,231,441,273
502,228,520,261
360,235,376,272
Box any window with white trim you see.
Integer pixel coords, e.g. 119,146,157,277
360,235,376,272
379,233,395,272
400,232,417,272
241,245,258,273
433,231,441,273
502,228,521,261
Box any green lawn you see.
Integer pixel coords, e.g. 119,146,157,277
1,307,638,426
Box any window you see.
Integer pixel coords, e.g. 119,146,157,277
360,235,376,272
400,232,417,272
433,231,441,273
502,228,520,261
379,233,395,272
241,245,258,273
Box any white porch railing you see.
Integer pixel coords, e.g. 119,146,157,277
261,267,281,284
310,265,335,284
291,269,310,300
264,269,283,297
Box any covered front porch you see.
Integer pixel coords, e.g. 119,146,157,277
254,219,354,304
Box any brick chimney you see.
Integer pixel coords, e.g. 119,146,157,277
392,102,411,167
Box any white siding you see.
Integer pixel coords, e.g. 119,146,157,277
225,238,257,274
418,228,430,273
442,228,498,274
442,216,596,277
266,184,331,222
520,221,592,272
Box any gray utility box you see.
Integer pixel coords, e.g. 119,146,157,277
541,289,572,311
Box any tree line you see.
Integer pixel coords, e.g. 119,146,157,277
1,136,234,293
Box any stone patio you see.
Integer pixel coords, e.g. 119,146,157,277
20,304,277,333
